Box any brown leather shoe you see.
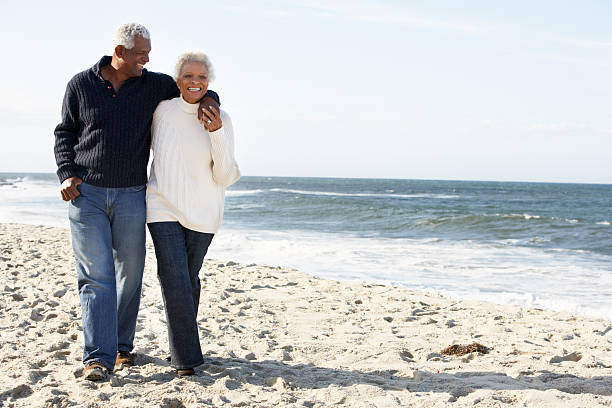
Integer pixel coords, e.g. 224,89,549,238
176,368,195,377
82,362,108,381
115,351,135,370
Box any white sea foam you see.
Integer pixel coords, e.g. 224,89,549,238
498,213,541,220
551,216,582,224
225,189,265,196
596,221,610,225
0,176,67,227
267,188,460,199
209,228,612,321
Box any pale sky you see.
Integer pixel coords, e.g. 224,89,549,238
1,0,611,183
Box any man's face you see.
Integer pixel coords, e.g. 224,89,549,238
120,36,151,77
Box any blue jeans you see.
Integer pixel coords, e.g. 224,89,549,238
147,222,214,369
69,182,146,371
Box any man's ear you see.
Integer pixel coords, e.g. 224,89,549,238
115,45,125,59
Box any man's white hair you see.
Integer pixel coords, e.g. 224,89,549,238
113,23,150,49
174,51,215,81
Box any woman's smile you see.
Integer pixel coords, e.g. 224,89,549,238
177,61,209,104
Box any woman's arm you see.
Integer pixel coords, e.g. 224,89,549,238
208,111,241,187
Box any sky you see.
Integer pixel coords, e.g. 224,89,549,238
1,0,611,183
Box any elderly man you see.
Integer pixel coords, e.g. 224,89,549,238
54,23,220,381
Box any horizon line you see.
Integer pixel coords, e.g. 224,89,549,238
1,171,610,186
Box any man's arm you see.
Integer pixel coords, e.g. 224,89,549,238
54,81,83,200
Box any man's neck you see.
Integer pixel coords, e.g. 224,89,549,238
101,57,131,86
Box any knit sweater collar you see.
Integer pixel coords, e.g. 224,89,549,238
178,96,199,114
92,55,149,82
91,56,112,81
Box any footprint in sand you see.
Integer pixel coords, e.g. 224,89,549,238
27,369,50,385
399,350,414,362
28,359,50,369
45,312,59,320
445,319,457,328
45,396,75,407
47,341,70,352
30,308,44,322
160,397,188,408
11,293,24,301
550,351,582,363
0,384,33,402
53,288,67,298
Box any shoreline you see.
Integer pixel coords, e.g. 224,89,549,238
1,223,611,407
1,221,609,322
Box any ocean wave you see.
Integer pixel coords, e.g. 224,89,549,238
596,221,611,225
225,189,265,196
498,237,552,245
226,203,265,210
499,213,541,220
422,213,546,227
529,236,552,244
0,175,58,189
550,217,581,224
0,177,60,204
268,188,460,199
0,176,24,187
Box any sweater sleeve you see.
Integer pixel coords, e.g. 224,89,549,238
54,80,80,183
159,74,180,100
203,90,220,106
208,111,240,187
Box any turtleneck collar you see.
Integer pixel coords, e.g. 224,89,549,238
178,96,200,114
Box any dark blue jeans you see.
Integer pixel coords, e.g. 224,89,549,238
69,182,146,371
147,222,214,369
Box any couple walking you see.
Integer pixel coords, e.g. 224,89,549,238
54,23,240,381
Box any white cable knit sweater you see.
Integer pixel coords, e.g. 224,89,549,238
146,96,240,233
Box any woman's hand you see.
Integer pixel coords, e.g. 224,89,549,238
201,106,222,132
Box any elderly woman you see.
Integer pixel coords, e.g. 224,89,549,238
146,51,240,376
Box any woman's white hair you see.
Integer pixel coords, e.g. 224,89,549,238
113,23,150,49
174,51,215,82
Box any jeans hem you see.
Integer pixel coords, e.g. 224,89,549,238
171,358,204,370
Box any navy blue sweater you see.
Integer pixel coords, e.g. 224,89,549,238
54,56,219,188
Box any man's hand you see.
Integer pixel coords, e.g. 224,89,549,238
201,106,223,132
60,177,83,201
198,95,220,127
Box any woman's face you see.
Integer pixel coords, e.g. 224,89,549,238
177,61,209,104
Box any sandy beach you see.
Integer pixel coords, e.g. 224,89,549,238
0,223,610,407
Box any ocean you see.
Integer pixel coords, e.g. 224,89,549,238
1,172,611,320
